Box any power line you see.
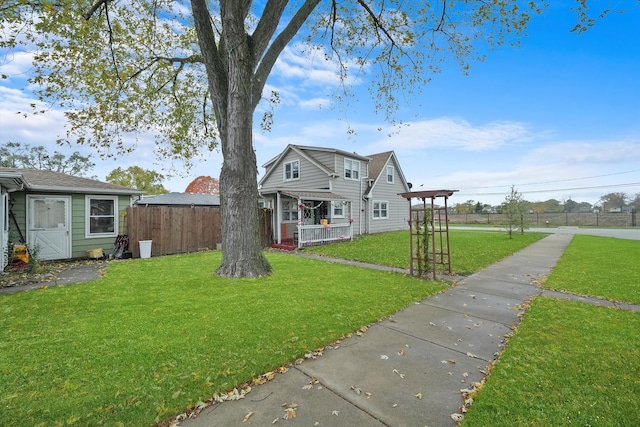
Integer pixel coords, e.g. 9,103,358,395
455,170,640,191
456,182,640,197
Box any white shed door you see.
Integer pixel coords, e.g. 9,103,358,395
27,196,71,260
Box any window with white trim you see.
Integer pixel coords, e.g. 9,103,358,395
386,165,394,183
282,200,299,221
284,160,300,181
86,196,118,237
344,159,360,180
332,201,345,218
373,201,388,219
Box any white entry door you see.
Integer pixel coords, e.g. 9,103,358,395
27,195,72,260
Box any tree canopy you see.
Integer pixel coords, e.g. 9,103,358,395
0,141,95,176
185,176,220,195
1,0,629,276
105,166,169,195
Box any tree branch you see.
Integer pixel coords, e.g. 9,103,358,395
252,0,321,110
83,0,113,20
191,0,227,133
251,0,288,62
355,0,398,47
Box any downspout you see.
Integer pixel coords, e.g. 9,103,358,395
359,176,363,235
276,191,282,244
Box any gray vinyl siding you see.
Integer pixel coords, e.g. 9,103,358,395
367,158,410,234
304,149,335,173
260,151,330,191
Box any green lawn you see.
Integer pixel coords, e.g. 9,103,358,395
462,235,640,426
462,298,640,427
544,235,640,304
304,229,547,274
0,251,445,427
3,230,635,426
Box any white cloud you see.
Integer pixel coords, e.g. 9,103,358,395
0,50,36,80
298,97,332,110
368,117,536,152
522,139,640,166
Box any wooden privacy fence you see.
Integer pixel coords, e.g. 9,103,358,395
126,205,273,258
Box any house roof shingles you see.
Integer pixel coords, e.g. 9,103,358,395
0,168,144,195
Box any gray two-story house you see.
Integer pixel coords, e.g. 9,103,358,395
258,144,411,249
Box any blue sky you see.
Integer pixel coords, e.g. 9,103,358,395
1,3,639,207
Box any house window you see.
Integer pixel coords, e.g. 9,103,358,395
373,201,388,219
344,159,360,180
284,160,300,181
282,200,298,221
386,165,394,184
332,201,345,218
86,196,118,237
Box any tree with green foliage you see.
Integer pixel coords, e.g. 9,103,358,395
106,166,169,195
1,1,624,277
599,192,628,212
502,185,529,238
0,141,95,177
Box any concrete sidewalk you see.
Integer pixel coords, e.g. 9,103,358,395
178,233,573,427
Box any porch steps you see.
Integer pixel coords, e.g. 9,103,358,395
271,243,297,251
271,238,298,251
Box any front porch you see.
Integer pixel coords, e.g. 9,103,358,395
261,190,354,250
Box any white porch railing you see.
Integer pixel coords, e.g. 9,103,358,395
297,224,352,248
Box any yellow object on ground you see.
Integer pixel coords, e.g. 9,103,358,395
13,245,28,263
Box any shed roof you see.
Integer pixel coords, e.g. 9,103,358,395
0,168,144,195
134,192,220,206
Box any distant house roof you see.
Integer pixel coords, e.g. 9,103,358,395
134,192,220,206
0,168,144,195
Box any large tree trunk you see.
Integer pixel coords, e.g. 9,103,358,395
191,0,318,277
213,0,271,277
215,108,271,277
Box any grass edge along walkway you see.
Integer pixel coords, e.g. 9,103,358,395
0,251,446,427
462,234,640,427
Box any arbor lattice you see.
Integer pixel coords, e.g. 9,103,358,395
400,190,458,280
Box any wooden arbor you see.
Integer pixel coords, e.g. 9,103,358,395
400,190,458,280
